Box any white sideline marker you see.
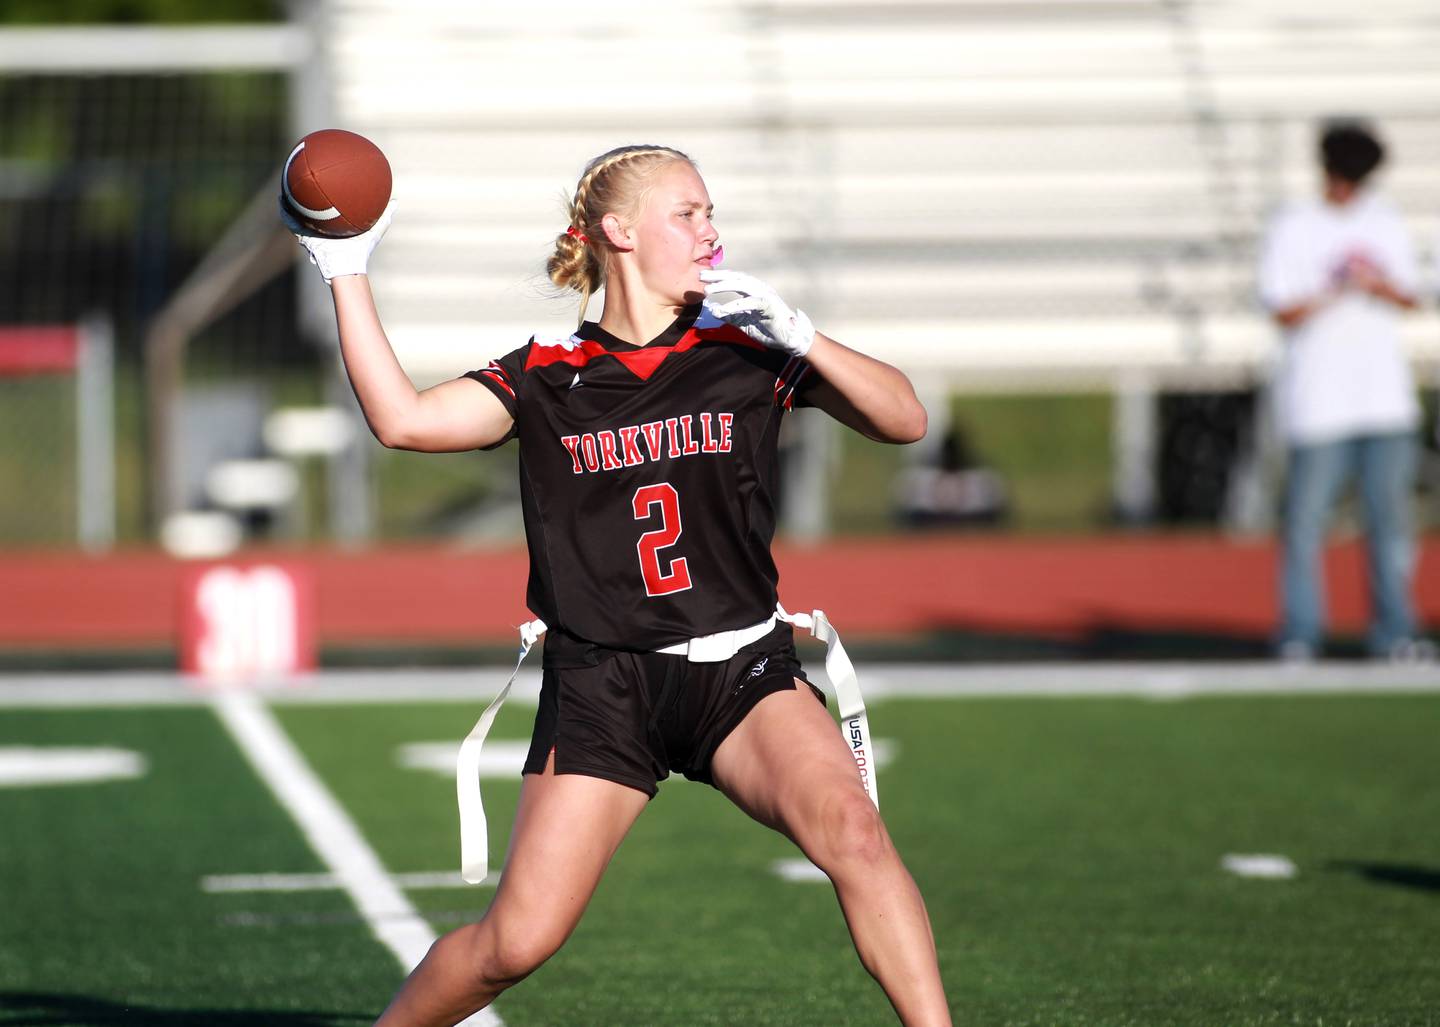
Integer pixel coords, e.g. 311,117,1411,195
772,859,830,883
211,689,503,1027
1221,853,1298,879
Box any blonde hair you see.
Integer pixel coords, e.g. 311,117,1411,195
546,144,694,325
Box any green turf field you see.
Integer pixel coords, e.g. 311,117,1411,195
2,681,1438,1026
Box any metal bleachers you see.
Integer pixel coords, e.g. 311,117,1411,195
318,0,1440,391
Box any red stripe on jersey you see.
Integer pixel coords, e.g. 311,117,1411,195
611,344,671,381
773,355,813,409
773,355,800,406
523,339,593,372
694,323,765,352
478,366,515,399
524,324,764,381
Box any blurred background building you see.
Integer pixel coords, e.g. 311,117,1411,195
2,0,1438,663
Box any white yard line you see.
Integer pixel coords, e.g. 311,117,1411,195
2,662,1437,708
204,870,496,892
0,669,542,708
211,689,503,1027
859,662,1440,700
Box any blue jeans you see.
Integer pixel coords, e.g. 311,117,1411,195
1280,431,1418,655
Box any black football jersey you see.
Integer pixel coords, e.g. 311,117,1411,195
465,302,816,665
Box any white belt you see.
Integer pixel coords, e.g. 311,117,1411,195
655,612,778,661
456,604,875,885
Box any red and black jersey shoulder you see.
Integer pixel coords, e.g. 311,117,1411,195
463,303,818,445
461,348,526,450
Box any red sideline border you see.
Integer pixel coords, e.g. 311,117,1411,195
1,535,1436,650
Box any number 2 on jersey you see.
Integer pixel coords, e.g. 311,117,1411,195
632,482,693,597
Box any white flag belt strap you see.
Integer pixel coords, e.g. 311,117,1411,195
456,604,877,884
776,604,879,809
654,612,778,662
457,616,546,884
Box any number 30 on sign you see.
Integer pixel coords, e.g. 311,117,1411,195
180,564,316,682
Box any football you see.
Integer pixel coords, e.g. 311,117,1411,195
281,128,392,237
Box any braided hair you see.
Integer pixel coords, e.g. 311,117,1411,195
546,145,693,325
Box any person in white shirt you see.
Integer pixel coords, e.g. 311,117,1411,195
1257,120,1427,661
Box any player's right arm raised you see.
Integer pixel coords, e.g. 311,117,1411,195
285,200,513,453
329,275,513,452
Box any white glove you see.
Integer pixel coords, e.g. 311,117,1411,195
699,269,815,358
280,198,395,284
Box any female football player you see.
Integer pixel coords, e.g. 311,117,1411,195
284,144,949,1026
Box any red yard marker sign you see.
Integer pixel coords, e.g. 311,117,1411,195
180,563,316,681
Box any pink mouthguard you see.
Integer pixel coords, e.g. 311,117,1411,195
708,245,724,268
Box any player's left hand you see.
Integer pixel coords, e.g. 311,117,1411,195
700,269,815,358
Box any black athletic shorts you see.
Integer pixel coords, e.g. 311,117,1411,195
522,622,826,796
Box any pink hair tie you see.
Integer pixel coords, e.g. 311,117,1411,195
566,226,590,244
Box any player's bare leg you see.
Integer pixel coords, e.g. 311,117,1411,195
711,682,951,1027
374,753,649,1027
